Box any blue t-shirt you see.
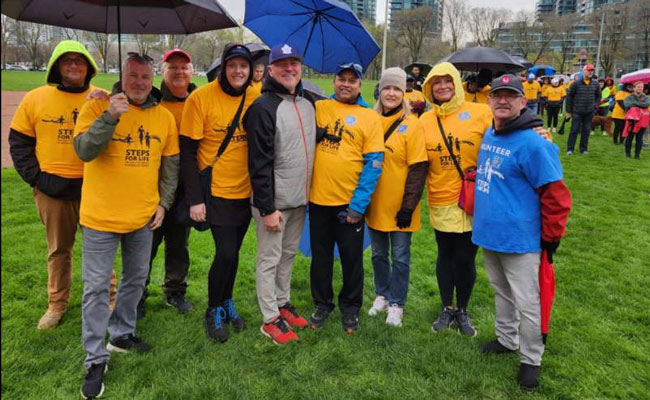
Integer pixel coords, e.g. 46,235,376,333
472,126,563,253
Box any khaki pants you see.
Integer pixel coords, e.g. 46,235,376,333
34,188,116,313
253,206,305,323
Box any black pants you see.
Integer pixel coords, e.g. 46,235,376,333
625,128,646,158
547,104,561,128
144,213,191,297
613,118,626,144
208,223,249,307
434,230,478,309
309,203,364,315
567,112,594,153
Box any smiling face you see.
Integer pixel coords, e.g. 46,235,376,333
268,58,301,94
58,52,88,87
380,85,404,112
122,59,153,105
430,75,455,104
334,70,361,103
488,89,527,127
225,56,250,90
162,54,192,92
253,63,265,82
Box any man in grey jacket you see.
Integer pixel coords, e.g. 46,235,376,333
244,43,316,345
73,53,179,399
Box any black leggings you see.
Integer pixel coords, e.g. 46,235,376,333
434,230,478,309
547,104,561,128
625,128,646,158
208,224,249,307
613,118,625,144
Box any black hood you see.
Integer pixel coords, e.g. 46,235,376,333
218,43,253,97
493,107,543,135
261,75,304,97
160,80,197,102
111,81,162,110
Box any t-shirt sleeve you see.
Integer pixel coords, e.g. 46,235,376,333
362,114,385,154
520,136,563,189
10,92,36,137
179,93,205,140
73,100,105,138
162,112,180,156
405,121,427,165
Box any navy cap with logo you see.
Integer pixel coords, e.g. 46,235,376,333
269,43,303,64
489,74,524,96
224,44,252,63
336,62,363,79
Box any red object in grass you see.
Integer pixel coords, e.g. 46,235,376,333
540,250,556,335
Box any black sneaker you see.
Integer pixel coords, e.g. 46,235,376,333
223,299,246,332
107,334,152,353
136,297,146,320
204,306,228,343
455,309,477,337
341,313,359,335
431,307,455,332
80,362,107,399
309,307,332,330
518,363,540,391
166,293,194,314
480,339,517,354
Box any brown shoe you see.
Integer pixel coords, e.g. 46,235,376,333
37,310,64,330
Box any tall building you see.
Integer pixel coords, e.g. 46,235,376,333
578,0,629,15
342,0,377,24
389,0,444,38
536,0,557,19
556,0,577,14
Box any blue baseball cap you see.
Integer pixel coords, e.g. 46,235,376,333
269,43,303,64
336,62,363,79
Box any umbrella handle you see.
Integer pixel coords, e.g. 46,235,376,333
117,0,122,85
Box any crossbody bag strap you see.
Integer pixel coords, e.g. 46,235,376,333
210,91,247,166
436,115,464,180
384,114,405,142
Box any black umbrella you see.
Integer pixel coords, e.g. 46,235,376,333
436,47,524,73
512,55,534,70
302,79,328,101
1,0,238,76
207,43,270,83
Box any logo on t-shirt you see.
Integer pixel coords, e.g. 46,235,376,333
477,149,507,194
437,132,475,171
41,108,80,144
345,115,357,126
319,118,356,154
111,124,161,167
397,124,407,133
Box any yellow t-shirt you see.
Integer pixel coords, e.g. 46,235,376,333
10,85,103,179
161,100,185,132
612,90,630,120
545,86,566,102
523,81,542,101
310,99,384,206
180,81,258,199
406,90,426,111
74,99,179,233
366,112,427,232
462,82,490,104
250,80,263,97
420,101,493,207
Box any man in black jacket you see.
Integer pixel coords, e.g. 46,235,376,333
565,64,600,155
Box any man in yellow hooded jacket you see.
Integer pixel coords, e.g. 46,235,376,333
419,62,493,337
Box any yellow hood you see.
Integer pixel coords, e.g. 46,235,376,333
422,62,465,116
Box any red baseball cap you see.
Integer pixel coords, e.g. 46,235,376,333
162,49,191,63
584,63,595,71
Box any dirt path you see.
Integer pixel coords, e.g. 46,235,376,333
1,91,27,168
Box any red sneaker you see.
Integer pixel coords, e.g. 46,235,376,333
279,303,308,330
261,317,299,345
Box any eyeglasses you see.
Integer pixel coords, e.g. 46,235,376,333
59,57,87,66
489,92,523,100
337,62,363,78
127,52,154,64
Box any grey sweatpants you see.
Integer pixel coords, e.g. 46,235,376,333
252,206,305,323
81,225,153,370
483,249,544,366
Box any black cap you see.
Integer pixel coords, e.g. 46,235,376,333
489,74,524,96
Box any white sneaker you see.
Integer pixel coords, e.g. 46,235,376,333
368,296,388,316
385,304,403,327
552,127,556,133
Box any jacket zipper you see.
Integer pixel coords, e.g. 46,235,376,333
293,97,310,201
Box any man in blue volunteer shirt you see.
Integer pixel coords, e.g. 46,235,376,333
473,74,572,391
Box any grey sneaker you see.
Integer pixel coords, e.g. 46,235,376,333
455,309,477,337
106,334,151,353
166,293,194,314
80,362,107,399
309,307,332,330
432,307,455,332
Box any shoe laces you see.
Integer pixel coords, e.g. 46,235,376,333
273,317,289,333
224,299,240,319
86,362,105,379
280,303,298,317
212,306,226,328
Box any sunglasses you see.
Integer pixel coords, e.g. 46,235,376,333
127,52,154,64
59,56,87,66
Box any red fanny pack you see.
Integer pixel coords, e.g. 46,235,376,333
458,167,476,216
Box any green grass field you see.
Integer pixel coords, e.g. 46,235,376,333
2,71,650,399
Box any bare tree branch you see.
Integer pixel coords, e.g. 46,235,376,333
444,0,469,52
393,6,434,63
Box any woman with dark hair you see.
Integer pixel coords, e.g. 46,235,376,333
612,83,634,145
622,81,650,159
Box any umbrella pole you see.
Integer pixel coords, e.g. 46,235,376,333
117,0,122,81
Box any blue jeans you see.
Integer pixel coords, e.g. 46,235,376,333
526,102,538,114
369,228,412,307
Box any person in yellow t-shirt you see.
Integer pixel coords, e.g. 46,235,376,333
545,78,566,133
308,62,384,334
365,68,428,327
8,40,110,331
73,53,179,399
612,83,633,145
419,62,493,336
250,62,265,96
522,73,542,114
406,75,426,116
463,74,491,104
179,43,258,343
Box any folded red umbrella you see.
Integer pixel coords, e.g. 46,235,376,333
539,250,556,342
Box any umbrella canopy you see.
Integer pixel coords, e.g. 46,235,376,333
620,68,650,85
207,43,270,83
436,46,524,73
512,55,533,70
539,250,556,339
528,65,556,77
243,0,380,73
302,78,328,100
405,62,432,78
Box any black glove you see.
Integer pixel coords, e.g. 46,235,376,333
395,209,413,229
541,240,560,263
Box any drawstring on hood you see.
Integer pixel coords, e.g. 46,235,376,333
218,43,253,97
422,62,465,117
46,40,98,87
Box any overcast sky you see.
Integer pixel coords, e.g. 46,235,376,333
220,0,536,22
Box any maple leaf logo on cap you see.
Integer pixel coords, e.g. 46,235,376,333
281,44,292,54
502,76,510,83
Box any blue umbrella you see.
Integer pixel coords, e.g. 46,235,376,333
528,65,556,77
243,0,380,73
